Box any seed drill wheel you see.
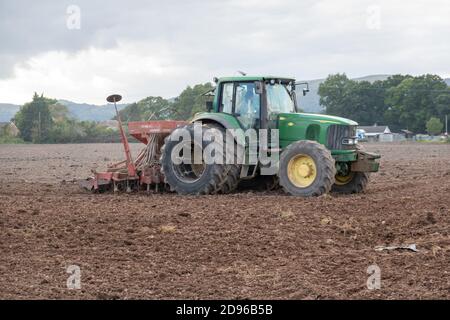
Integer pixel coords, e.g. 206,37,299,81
160,123,240,195
279,140,336,197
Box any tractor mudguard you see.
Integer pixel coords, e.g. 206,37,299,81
351,150,381,172
191,112,246,148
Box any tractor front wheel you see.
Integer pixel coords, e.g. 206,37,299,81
279,140,336,197
332,171,369,194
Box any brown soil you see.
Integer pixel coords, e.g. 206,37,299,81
0,142,449,299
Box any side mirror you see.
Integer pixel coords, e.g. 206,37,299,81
205,101,213,112
295,81,310,96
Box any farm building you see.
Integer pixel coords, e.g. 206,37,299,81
358,125,393,142
0,122,20,137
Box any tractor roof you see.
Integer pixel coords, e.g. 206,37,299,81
218,75,295,82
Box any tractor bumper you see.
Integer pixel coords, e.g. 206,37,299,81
351,151,381,172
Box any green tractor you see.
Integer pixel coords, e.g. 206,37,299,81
160,75,380,196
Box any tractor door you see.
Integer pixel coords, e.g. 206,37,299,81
219,81,261,130
265,81,296,130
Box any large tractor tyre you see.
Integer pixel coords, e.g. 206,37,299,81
221,163,241,194
208,123,241,194
278,140,336,197
332,171,369,194
160,123,240,195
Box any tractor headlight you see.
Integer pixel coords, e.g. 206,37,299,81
342,138,357,145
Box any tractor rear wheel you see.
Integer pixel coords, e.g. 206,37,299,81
332,171,369,194
160,123,240,195
279,140,336,197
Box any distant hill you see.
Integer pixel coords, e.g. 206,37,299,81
58,100,128,121
0,101,128,122
0,103,20,122
0,100,127,122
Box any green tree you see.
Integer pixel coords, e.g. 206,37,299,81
318,73,353,118
47,119,86,143
171,83,214,120
49,103,72,122
115,82,214,122
117,96,172,121
434,91,450,123
14,93,56,142
384,74,448,132
347,80,386,125
426,117,443,135
378,74,413,89
0,124,10,137
117,102,139,121
319,73,450,133
318,74,386,125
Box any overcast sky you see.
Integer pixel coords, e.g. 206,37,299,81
0,0,449,105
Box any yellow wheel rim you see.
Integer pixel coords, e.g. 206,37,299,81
287,154,317,188
335,172,355,185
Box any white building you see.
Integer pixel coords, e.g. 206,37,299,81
358,125,393,142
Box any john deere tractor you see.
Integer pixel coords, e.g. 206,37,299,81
160,75,380,196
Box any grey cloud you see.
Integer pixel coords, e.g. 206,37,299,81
0,0,449,81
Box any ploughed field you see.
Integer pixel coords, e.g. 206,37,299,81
0,142,449,299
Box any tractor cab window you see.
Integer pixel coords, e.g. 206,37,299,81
234,82,260,129
220,83,234,114
266,83,295,115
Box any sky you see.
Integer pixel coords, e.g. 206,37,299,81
0,0,449,105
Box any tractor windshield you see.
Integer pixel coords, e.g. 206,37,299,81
266,83,296,114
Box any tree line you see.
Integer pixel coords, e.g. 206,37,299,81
9,93,120,143
2,83,213,143
115,83,213,122
3,75,448,144
318,74,450,134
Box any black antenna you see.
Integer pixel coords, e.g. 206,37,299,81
237,70,247,76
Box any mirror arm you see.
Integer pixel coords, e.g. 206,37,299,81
295,81,310,96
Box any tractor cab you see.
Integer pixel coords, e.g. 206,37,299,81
205,76,298,130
